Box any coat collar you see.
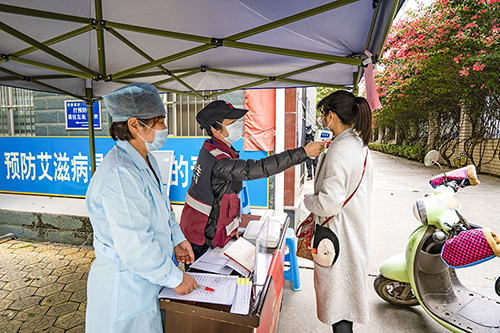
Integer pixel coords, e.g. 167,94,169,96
205,137,239,158
315,127,358,179
116,140,150,170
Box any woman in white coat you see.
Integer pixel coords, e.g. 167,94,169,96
85,83,197,333
304,90,373,333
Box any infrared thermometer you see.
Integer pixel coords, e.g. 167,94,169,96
314,130,333,142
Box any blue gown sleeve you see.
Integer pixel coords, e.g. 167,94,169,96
101,167,184,288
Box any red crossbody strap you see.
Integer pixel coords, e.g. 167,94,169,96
321,148,369,226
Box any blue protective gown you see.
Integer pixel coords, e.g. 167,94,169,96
85,140,185,333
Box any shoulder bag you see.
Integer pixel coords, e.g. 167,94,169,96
296,148,368,261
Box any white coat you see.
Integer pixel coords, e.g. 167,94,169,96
85,140,186,333
304,127,373,325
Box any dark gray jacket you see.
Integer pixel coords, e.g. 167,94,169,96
212,147,308,183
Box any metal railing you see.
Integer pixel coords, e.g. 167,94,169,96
164,91,219,137
0,86,35,136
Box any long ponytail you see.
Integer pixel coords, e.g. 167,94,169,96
354,97,372,146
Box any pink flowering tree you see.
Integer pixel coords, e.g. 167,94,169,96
375,0,500,169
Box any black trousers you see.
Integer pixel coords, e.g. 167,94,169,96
306,157,318,177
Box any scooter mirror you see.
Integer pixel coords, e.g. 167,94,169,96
424,150,440,167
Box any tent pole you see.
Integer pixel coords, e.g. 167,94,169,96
0,21,98,78
352,72,359,96
0,4,90,24
166,72,204,99
95,0,106,79
206,66,347,90
105,21,211,44
107,28,203,98
206,79,270,98
363,0,382,51
375,0,404,58
351,0,382,88
0,67,85,100
278,62,332,78
6,56,95,80
206,68,267,80
119,68,199,80
151,70,199,86
86,86,97,175
0,25,93,66
0,75,73,81
227,0,359,40
112,80,202,98
277,78,345,90
222,40,362,66
111,45,212,80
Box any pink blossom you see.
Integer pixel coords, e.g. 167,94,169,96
459,68,470,76
473,63,486,71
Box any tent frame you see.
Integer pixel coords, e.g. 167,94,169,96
0,0,403,173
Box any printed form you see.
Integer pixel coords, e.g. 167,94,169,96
158,273,238,305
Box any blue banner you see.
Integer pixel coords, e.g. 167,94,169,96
0,137,268,208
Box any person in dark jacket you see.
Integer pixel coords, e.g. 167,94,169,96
180,100,325,259
305,124,318,180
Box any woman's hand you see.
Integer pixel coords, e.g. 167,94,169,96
174,240,195,265
174,272,198,295
304,141,325,157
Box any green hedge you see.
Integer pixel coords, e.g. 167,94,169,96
368,142,427,162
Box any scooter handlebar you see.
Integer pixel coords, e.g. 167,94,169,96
429,165,480,190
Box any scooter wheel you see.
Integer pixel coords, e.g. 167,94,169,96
373,274,419,307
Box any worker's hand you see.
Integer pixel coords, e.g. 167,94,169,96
304,141,325,157
174,273,198,295
174,240,195,265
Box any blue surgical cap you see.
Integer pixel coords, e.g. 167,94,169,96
103,82,166,122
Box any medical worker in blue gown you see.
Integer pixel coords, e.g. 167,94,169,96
85,83,197,333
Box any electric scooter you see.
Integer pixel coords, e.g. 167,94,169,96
374,150,500,332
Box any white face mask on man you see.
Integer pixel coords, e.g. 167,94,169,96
215,120,244,144
137,120,169,151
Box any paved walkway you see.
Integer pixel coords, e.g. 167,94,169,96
0,240,93,333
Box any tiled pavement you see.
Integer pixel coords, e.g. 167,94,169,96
0,239,93,333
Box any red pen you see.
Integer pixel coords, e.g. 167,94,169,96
197,284,215,292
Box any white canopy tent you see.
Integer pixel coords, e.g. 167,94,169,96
0,0,406,170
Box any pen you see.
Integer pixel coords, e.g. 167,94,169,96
197,284,215,292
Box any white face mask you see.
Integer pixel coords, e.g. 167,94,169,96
138,120,169,151
216,120,244,144
317,114,333,132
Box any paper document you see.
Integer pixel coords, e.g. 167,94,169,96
190,242,234,275
224,237,255,272
230,277,252,315
158,273,238,305
226,258,251,278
